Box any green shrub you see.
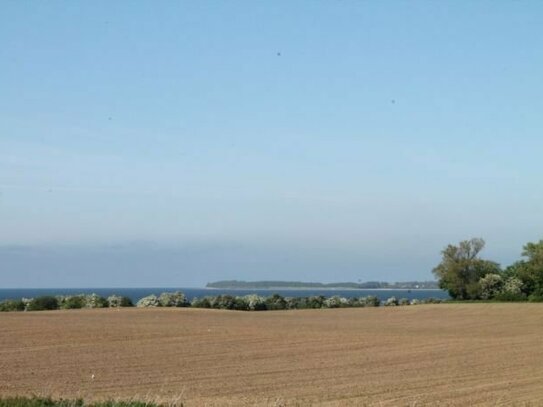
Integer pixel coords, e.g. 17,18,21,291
528,293,543,302
191,296,211,308
58,295,86,309
284,297,300,309
287,296,309,309
306,295,326,308
27,296,59,311
265,294,287,310
0,299,25,312
209,295,238,310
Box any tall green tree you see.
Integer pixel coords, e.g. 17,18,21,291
432,238,500,300
505,239,543,297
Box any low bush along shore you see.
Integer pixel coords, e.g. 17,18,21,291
0,291,448,312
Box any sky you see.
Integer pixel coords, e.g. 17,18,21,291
2,1,543,287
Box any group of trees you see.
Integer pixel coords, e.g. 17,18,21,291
433,238,543,301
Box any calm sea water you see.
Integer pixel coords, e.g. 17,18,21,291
0,287,449,302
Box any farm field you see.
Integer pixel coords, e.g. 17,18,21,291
1,304,543,406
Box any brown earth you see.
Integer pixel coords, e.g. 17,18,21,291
1,304,543,406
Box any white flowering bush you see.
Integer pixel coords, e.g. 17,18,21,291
243,294,267,310
323,296,342,308
158,292,189,307
22,298,33,310
107,295,123,307
410,299,421,305
479,274,504,300
384,296,399,306
323,296,349,308
107,295,133,307
503,277,523,295
360,296,380,307
136,294,161,307
84,293,108,308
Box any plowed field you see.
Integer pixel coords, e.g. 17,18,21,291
1,304,543,406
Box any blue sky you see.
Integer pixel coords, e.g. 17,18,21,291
2,1,543,287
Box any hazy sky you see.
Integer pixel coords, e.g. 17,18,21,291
2,1,543,287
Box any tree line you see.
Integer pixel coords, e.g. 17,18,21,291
433,238,543,301
0,292,446,312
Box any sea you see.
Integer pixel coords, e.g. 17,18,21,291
0,287,449,303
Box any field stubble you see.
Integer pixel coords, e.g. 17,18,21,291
1,304,543,406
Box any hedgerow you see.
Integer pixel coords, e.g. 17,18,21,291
0,291,451,312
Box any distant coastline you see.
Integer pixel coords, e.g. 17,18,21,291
205,287,442,291
206,280,439,290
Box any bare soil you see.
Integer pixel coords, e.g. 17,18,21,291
1,304,543,406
